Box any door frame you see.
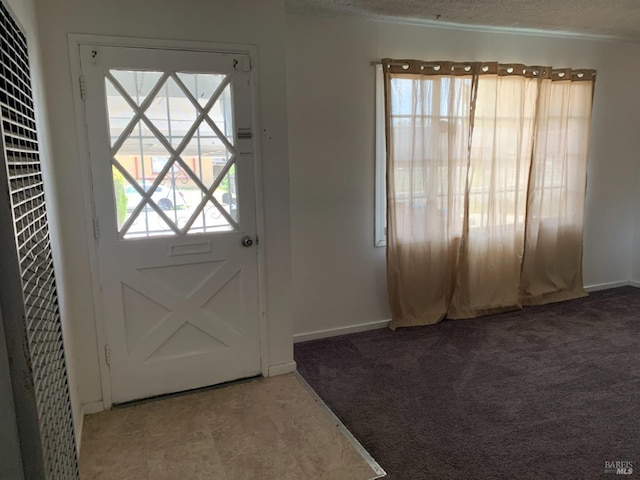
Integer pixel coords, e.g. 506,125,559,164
68,34,269,410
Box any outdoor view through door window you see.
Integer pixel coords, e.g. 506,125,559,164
106,69,238,238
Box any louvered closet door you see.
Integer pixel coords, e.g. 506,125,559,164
0,2,79,479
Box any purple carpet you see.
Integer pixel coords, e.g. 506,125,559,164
294,287,640,479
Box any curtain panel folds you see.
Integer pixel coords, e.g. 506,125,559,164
383,59,596,329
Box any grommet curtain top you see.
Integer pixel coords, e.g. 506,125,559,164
381,58,596,81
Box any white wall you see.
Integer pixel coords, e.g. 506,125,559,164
633,214,640,283
287,14,640,338
631,155,640,283
33,0,293,422
632,182,640,283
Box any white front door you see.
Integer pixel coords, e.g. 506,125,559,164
80,44,261,403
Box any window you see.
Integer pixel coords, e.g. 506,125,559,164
375,65,386,246
380,58,595,326
374,63,592,247
106,70,238,238
375,65,472,247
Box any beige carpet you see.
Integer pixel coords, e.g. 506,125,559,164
80,374,381,479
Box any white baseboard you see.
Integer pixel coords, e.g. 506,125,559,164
82,400,105,415
584,280,632,292
78,401,106,453
268,361,297,376
294,282,640,344
77,401,103,454
294,319,391,343
76,410,84,454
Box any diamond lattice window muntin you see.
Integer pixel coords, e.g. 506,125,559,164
106,69,238,238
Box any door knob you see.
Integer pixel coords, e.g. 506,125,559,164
241,235,254,247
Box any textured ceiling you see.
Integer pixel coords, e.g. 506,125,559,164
285,0,640,40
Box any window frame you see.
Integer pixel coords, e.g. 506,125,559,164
374,65,387,247
374,66,580,247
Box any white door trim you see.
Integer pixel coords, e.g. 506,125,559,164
67,34,269,409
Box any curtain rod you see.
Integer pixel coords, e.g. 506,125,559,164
371,60,475,68
371,61,595,77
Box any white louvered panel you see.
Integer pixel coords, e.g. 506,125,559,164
0,1,79,478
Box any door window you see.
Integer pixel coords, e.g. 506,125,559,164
106,70,238,238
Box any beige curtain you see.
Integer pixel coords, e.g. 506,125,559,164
520,71,594,305
383,59,596,329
